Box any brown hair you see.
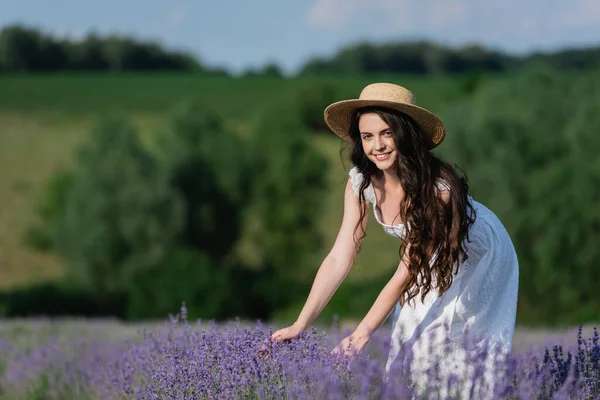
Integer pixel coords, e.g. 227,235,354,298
347,107,476,306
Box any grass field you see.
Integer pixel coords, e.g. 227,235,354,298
0,73,463,115
0,72,489,292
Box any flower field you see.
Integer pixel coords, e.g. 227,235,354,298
1,306,598,399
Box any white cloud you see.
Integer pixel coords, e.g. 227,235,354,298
167,5,188,29
307,0,469,30
425,1,468,28
150,3,189,38
307,0,371,28
305,0,600,52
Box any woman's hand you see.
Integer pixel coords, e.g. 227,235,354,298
331,331,370,357
259,322,306,359
271,322,305,342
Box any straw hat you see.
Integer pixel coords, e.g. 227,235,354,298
323,83,445,148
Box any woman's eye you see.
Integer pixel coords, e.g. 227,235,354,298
384,131,392,136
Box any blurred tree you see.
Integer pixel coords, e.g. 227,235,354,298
0,25,42,71
243,106,329,280
525,47,600,71
0,24,205,72
26,102,331,320
121,103,253,319
54,115,185,302
101,36,135,71
438,67,600,326
22,170,75,252
293,81,355,132
126,246,232,319
298,57,334,75
260,62,284,77
155,102,250,264
293,82,339,131
70,33,109,70
298,40,599,76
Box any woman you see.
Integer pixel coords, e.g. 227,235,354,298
271,83,519,388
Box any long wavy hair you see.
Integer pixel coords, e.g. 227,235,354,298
347,107,476,307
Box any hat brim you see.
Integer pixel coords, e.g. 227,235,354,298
323,99,445,148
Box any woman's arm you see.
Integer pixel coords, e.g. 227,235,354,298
293,177,369,330
271,177,369,343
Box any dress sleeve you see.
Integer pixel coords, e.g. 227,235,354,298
348,166,376,204
435,178,451,192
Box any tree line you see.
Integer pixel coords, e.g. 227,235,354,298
0,24,220,73
2,24,600,75
300,41,600,75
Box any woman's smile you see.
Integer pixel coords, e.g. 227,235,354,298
373,151,393,161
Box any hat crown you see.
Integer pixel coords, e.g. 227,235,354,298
359,83,416,105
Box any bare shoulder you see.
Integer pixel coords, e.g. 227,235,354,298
341,176,369,240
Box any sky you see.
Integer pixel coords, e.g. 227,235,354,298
1,0,600,74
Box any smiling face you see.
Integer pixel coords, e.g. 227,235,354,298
358,112,398,171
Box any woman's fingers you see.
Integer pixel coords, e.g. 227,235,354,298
260,328,294,360
271,327,294,342
271,329,285,341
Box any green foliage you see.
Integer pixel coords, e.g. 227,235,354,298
124,103,253,320
299,40,600,76
22,99,330,321
292,82,354,131
0,282,126,318
0,23,207,72
300,41,510,75
243,106,330,282
272,273,392,325
243,62,284,78
22,170,75,251
155,102,249,264
53,115,185,298
438,67,600,326
126,247,231,319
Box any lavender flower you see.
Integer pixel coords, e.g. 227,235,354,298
0,306,598,399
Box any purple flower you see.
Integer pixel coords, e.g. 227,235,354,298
1,307,598,399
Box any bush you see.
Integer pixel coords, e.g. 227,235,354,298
21,170,74,252
53,114,185,300
0,282,126,318
126,246,231,320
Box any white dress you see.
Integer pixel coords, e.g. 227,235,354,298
348,166,519,397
